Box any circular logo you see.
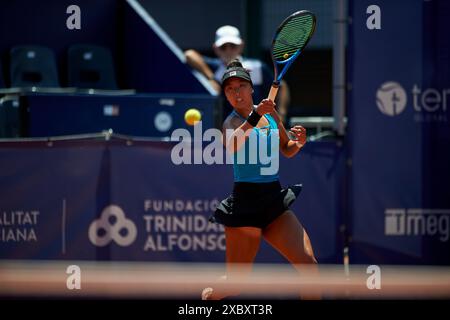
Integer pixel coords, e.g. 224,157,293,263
154,111,172,132
376,82,407,116
88,205,137,247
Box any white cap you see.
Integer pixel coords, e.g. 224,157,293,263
214,25,243,47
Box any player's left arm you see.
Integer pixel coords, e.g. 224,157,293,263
270,109,306,158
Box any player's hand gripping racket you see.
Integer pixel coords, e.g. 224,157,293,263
267,10,316,102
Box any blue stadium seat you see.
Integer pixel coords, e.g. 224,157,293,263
10,45,60,88
68,44,118,90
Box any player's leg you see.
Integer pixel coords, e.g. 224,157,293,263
262,210,319,298
203,226,262,300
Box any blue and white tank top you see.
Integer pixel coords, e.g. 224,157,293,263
231,110,280,183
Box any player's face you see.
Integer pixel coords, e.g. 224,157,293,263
223,78,253,108
214,43,243,65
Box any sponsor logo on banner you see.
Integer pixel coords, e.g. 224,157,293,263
376,82,449,122
88,201,225,252
0,210,39,242
154,111,173,132
89,205,137,247
143,199,225,252
385,208,450,242
376,82,407,116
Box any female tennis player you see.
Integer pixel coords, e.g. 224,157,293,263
202,59,318,300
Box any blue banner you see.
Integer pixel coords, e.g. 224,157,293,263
0,138,343,263
348,0,450,264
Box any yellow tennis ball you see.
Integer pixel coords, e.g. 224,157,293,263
283,53,289,59
184,108,202,126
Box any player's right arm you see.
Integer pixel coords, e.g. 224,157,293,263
222,100,275,154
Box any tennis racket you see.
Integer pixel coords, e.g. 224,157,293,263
267,10,316,102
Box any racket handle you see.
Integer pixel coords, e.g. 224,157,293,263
268,83,280,102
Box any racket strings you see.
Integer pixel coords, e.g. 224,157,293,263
272,15,314,61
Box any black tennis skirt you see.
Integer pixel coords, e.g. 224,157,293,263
210,180,302,229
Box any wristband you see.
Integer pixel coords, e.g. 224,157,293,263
246,110,262,127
